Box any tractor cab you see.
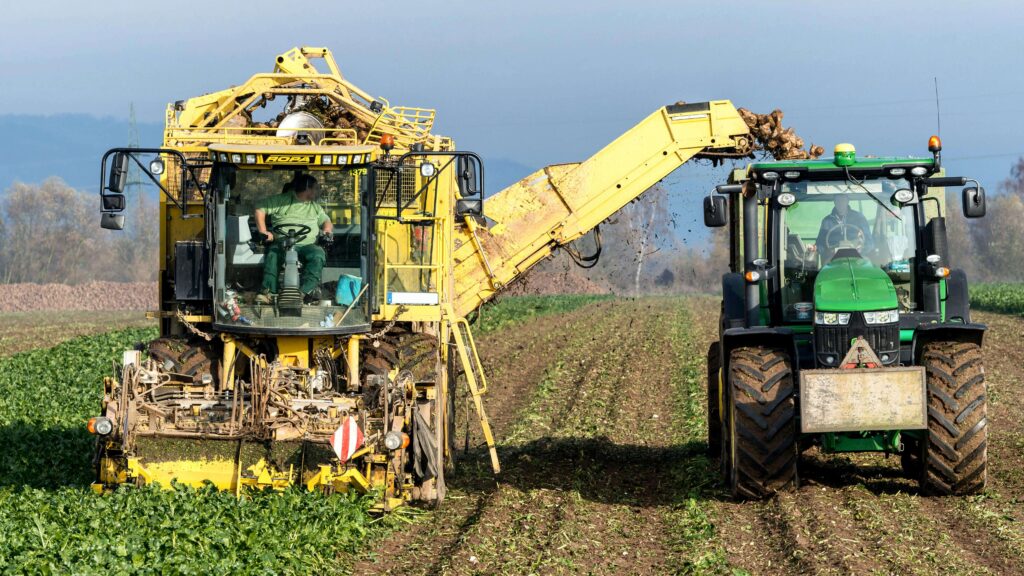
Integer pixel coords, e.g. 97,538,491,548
704,138,991,499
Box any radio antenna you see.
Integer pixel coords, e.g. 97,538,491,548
934,77,942,137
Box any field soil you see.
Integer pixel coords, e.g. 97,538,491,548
354,298,1024,576
0,310,155,357
0,282,156,312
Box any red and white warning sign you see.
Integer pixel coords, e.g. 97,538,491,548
331,416,364,463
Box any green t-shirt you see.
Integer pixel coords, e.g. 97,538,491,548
258,192,329,246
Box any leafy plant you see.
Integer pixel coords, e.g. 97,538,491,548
0,328,389,573
970,283,1024,316
474,294,612,335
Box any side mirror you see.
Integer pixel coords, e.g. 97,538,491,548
101,193,125,212
107,152,129,193
456,155,480,198
456,198,483,217
100,212,125,231
962,186,986,218
703,195,727,227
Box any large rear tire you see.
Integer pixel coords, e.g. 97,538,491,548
707,342,722,457
921,341,987,495
727,346,798,499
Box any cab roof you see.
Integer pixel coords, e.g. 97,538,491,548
750,156,936,171
208,143,376,155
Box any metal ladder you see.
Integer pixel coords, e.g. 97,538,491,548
444,304,500,473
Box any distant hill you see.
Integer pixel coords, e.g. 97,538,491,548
0,114,534,195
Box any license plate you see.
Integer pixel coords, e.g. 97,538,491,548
799,367,927,433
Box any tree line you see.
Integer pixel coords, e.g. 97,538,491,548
1,161,1022,288
0,178,157,284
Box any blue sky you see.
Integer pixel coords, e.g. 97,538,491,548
2,0,1022,233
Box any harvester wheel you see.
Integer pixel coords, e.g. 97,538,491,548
706,342,722,457
726,346,797,499
921,341,987,495
147,337,216,383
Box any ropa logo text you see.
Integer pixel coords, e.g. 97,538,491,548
264,155,311,163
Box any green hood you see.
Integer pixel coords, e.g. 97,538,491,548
814,257,897,312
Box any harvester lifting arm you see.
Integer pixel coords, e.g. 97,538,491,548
451,101,753,317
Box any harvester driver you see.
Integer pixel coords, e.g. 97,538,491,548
254,174,333,304
815,194,873,262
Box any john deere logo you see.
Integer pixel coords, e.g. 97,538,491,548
265,155,311,163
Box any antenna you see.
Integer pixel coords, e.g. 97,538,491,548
933,77,941,138
126,102,143,195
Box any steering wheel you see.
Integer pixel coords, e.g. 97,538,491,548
825,223,865,251
272,224,311,245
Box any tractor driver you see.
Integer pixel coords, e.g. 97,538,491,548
254,174,333,304
815,194,874,262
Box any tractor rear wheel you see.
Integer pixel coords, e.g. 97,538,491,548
921,341,987,495
706,342,722,457
726,346,798,499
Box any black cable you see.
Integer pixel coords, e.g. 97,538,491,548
565,225,602,269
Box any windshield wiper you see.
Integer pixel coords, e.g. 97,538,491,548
844,168,901,220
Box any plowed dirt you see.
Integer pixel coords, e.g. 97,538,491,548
354,299,1024,575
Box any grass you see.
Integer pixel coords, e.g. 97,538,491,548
0,327,392,574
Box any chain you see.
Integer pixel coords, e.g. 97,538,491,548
175,309,213,341
368,305,408,342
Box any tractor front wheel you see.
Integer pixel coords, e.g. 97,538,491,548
726,346,798,499
921,341,987,495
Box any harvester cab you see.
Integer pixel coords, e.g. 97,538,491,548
705,138,990,499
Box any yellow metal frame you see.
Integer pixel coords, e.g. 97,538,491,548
451,101,752,316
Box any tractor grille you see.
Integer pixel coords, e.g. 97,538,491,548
814,313,899,367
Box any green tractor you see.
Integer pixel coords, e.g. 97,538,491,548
703,137,989,498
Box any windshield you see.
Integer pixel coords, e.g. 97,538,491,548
777,178,918,322
214,166,369,332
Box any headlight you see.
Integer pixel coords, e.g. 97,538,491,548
893,189,914,203
777,192,796,206
815,311,851,325
761,171,779,181
864,309,899,324
911,166,929,176
384,431,404,451
88,416,114,436
321,155,334,165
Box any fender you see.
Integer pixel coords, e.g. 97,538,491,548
912,322,986,362
721,327,799,373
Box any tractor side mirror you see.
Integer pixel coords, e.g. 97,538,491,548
962,186,986,218
456,155,480,198
703,195,727,227
101,194,125,212
107,152,129,194
100,212,125,231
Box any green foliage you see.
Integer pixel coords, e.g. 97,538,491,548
474,294,612,335
0,328,388,574
970,283,1024,316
